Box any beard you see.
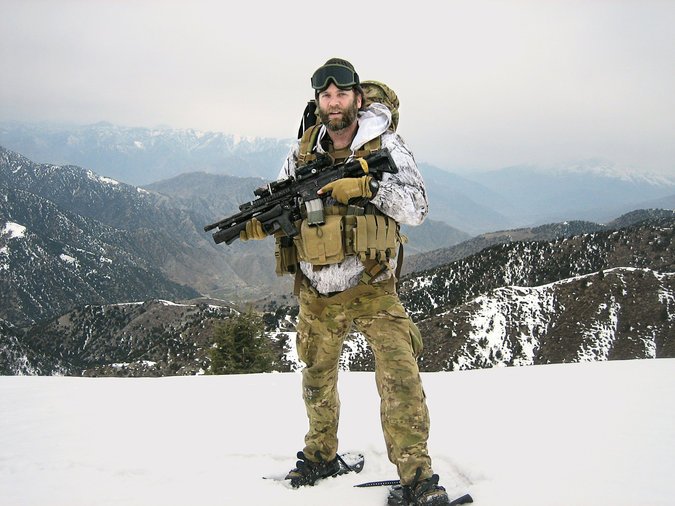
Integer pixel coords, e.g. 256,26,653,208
318,96,359,132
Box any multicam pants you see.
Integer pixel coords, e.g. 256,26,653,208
296,277,433,485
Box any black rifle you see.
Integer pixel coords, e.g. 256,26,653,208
204,149,398,245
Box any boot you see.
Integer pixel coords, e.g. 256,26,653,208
285,451,341,488
388,470,451,505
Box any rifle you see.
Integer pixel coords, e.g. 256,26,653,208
204,149,398,245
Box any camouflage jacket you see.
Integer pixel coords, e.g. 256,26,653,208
278,103,429,294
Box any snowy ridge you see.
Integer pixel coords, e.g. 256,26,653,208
269,267,673,374
419,267,673,371
401,220,674,318
548,158,675,186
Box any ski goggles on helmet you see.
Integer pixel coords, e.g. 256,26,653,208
310,64,360,91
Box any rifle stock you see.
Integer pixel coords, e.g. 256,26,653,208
204,149,397,245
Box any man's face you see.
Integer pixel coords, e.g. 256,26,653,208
317,83,362,132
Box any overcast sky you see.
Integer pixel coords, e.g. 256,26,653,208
1,0,674,175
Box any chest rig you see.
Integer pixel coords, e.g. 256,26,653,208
274,125,405,291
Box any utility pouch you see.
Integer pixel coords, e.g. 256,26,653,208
353,215,399,262
274,230,300,276
409,320,424,358
294,214,345,265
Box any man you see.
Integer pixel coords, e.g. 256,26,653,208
242,58,451,505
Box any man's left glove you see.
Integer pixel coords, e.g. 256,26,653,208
239,218,267,241
319,175,373,205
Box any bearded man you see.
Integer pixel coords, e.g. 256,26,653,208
242,58,452,506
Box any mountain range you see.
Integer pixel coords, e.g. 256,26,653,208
2,121,673,234
0,131,673,376
0,120,291,185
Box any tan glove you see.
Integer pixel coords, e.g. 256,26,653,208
319,175,373,205
239,218,267,241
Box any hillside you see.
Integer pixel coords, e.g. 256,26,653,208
1,145,673,377
5,215,670,377
400,217,674,317
0,146,286,317
0,299,236,376
404,208,675,274
415,267,673,371
0,186,198,325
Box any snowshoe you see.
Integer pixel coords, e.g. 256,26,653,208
388,472,458,506
284,450,364,488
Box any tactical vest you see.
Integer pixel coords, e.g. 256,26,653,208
275,126,405,289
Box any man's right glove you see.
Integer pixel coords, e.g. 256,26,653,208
319,175,373,205
239,218,267,241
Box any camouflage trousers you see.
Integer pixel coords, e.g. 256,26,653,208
296,277,433,485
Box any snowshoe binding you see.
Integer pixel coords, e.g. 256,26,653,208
285,450,363,488
388,470,461,506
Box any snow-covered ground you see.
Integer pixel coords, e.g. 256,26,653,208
1,359,673,506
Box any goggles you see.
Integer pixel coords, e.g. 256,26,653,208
310,64,360,91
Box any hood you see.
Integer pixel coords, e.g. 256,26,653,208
315,103,392,156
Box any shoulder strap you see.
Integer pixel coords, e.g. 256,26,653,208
353,136,381,157
297,124,322,166
297,100,318,139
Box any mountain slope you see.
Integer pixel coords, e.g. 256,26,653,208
400,217,675,317
403,219,608,274
1,186,198,325
416,267,674,371
404,209,675,275
1,299,235,376
0,146,286,307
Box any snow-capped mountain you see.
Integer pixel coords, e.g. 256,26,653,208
464,160,675,227
0,121,291,185
414,267,673,371
2,121,673,234
548,157,675,186
4,215,672,377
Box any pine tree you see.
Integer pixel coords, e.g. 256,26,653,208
209,310,274,374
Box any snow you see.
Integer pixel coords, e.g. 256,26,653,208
0,246,9,271
577,297,620,362
2,221,27,239
59,253,78,266
111,360,157,369
1,359,673,506
156,299,193,307
86,169,119,186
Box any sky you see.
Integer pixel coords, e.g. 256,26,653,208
1,0,674,175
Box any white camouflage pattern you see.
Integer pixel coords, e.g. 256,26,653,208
278,103,429,294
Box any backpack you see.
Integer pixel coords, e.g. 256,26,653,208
362,80,399,132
